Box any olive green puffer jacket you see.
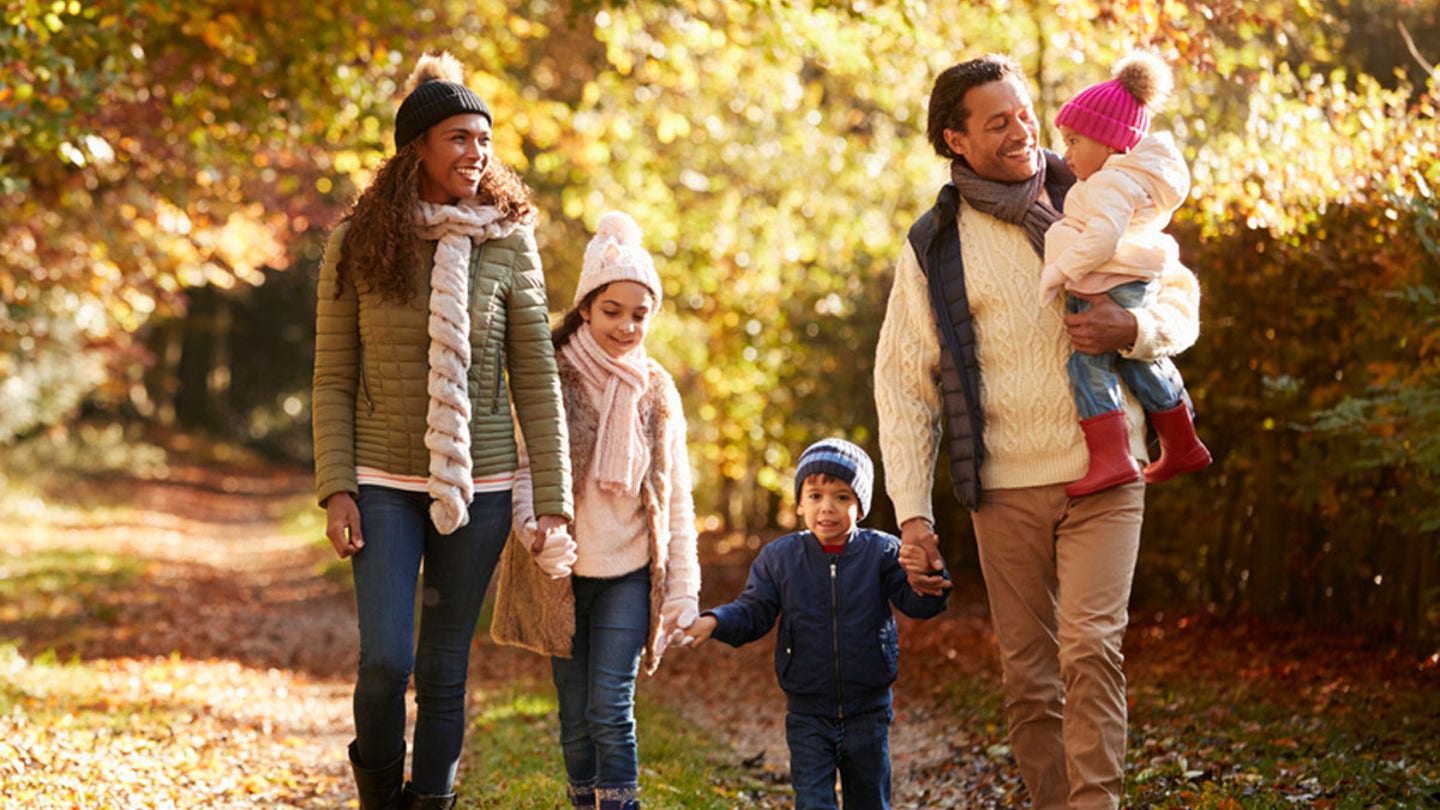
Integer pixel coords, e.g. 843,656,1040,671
312,222,572,521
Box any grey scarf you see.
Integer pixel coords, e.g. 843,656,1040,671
949,151,1072,258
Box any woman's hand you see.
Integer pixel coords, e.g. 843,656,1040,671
531,524,577,579
324,493,364,559
532,514,569,553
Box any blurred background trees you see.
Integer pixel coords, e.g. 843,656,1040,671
3,0,1437,642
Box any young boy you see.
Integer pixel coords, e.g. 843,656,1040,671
685,438,950,810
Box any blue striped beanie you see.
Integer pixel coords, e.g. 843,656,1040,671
794,438,874,518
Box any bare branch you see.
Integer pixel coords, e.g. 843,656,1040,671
1398,21,1436,77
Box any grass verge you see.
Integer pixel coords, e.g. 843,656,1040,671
459,679,787,808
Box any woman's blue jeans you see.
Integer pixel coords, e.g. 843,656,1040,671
786,708,893,809
1066,280,1187,419
350,485,511,795
551,566,651,796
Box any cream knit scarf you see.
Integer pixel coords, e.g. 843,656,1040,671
414,199,524,534
560,326,650,497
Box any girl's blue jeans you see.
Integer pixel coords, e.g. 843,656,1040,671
1066,280,1187,419
551,566,651,795
786,708,894,809
350,485,511,795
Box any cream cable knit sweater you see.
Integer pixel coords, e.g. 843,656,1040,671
876,204,1199,524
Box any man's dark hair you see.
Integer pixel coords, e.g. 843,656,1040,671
926,54,1027,160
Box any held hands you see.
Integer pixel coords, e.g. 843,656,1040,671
659,595,699,651
532,514,569,551
526,517,577,579
899,517,952,597
683,614,718,648
1038,264,1067,308
324,493,364,559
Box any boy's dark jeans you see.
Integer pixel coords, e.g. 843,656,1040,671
785,707,893,810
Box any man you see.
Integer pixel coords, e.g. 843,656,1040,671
874,55,1200,809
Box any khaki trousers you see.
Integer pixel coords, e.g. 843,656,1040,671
972,482,1145,810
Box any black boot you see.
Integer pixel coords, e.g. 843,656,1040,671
348,741,405,810
403,784,457,810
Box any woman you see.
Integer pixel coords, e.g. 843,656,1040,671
312,51,571,810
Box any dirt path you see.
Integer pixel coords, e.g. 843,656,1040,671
4,455,360,808
3,447,1008,808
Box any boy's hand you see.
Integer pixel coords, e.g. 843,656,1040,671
683,615,718,648
900,518,951,596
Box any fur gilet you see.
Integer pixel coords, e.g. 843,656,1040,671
491,352,680,676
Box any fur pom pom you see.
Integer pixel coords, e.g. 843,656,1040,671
1114,51,1173,109
594,211,643,246
405,51,465,95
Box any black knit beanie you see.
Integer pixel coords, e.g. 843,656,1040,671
394,79,492,150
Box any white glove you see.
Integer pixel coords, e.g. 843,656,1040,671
532,528,577,579
1038,263,1068,308
659,595,699,646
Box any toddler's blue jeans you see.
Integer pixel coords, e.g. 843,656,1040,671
1066,280,1187,419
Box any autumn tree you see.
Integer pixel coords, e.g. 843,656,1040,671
3,0,1437,640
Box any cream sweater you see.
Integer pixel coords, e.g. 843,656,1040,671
875,203,1200,524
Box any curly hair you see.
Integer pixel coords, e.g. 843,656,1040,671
926,54,1027,161
337,140,538,302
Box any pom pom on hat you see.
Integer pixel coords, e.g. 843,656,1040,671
575,211,663,307
1054,51,1172,152
794,438,874,519
394,51,492,150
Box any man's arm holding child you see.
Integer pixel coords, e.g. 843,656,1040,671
1064,260,1199,358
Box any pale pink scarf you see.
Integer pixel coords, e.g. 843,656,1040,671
414,199,525,534
561,325,650,496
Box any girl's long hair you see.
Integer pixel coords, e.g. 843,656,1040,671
551,286,604,350
336,141,537,302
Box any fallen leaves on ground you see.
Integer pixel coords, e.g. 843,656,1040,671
3,426,1437,808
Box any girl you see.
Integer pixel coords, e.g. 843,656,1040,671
312,52,572,810
492,211,701,810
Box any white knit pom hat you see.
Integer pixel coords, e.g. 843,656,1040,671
574,211,662,307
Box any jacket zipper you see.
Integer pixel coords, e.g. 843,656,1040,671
492,347,504,414
830,556,843,720
359,342,374,416
468,245,505,415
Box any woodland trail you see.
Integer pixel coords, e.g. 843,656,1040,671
1,442,998,808
8,437,1433,808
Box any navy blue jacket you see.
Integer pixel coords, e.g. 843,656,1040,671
706,528,949,718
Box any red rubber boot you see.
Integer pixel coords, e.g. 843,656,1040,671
1143,403,1212,483
1067,410,1143,498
